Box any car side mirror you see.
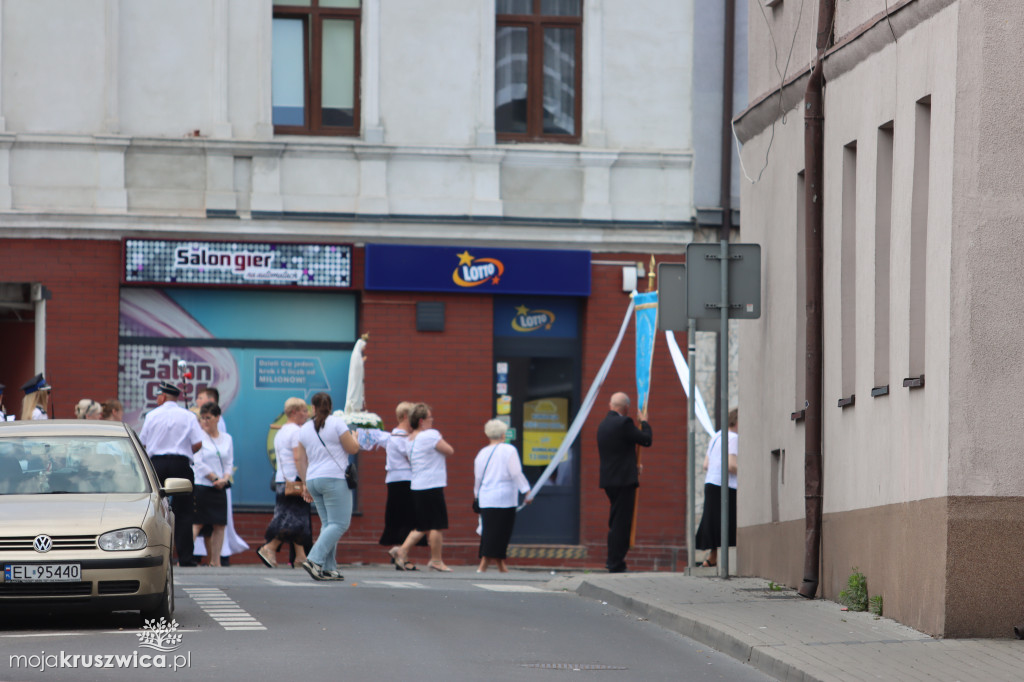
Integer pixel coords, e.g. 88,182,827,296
161,477,193,497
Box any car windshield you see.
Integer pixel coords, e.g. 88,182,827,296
0,436,150,495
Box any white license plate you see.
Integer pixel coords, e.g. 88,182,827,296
4,564,81,582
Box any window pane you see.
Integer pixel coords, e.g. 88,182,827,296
495,26,529,134
320,0,361,7
321,19,355,127
275,0,311,6
497,0,532,14
542,27,576,135
540,0,581,16
272,18,306,126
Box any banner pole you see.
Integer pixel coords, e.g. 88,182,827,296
686,318,696,574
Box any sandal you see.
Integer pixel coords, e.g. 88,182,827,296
699,559,717,568
427,561,453,572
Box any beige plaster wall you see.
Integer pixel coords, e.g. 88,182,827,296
820,4,956,513
947,1,1024,498
744,0,816,100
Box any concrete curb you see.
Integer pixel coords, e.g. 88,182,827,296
575,579,820,682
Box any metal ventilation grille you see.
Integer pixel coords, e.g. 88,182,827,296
0,582,92,597
98,580,140,595
0,535,97,551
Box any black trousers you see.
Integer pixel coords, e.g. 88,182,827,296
151,455,196,565
603,484,637,572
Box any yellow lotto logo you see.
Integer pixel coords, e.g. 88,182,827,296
452,250,504,287
511,305,555,332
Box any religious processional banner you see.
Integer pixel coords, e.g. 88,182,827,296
633,292,658,416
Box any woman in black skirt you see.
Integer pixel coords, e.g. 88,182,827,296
259,397,313,568
474,419,531,573
192,402,233,566
695,408,738,568
378,402,424,569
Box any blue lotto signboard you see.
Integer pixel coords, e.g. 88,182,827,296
364,244,591,296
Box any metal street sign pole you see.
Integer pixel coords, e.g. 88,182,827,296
686,318,697,576
719,239,730,579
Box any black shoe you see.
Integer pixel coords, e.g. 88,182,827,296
177,560,198,567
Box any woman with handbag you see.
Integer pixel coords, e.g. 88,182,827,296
192,402,233,566
391,403,455,572
258,397,313,568
293,392,360,581
474,419,531,573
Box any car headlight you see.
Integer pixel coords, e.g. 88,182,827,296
98,528,148,551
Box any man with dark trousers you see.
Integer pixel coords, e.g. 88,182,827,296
139,381,204,566
597,391,652,573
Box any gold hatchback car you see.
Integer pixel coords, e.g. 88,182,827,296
0,420,191,621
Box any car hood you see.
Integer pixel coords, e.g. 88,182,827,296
0,494,153,535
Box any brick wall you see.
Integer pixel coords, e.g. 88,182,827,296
0,239,121,413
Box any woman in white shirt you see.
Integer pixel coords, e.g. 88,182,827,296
192,402,233,566
474,419,531,573
695,408,738,568
379,401,423,568
258,397,312,569
293,392,360,581
392,402,455,572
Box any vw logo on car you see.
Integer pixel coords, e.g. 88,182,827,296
32,535,53,553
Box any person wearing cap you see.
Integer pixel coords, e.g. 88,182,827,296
138,381,204,567
20,373,51,421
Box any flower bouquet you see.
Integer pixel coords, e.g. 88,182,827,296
334,410,389,451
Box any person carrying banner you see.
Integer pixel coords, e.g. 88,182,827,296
596,391,652,573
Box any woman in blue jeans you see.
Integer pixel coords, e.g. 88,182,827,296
293,392,360,581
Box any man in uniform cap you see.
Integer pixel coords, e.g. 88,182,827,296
138,381,204,566
20,373,51,420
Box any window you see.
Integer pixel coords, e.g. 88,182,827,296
908,98,930,382
273,0,361,136
495,0,582,143
873,123,894,394
840,142,857,406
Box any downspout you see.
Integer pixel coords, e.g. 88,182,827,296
798,0,835,600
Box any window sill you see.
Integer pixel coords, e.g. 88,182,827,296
870,385,889,397
903,375,925,389
790,409,805,422
837,395,855,408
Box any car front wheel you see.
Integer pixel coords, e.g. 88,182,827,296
141,558,173,623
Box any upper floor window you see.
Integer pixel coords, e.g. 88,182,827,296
495,0,582,143
273,0,361,136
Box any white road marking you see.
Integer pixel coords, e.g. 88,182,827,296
263,578,322,587
361,580,427,589
473,584,545,593
184,587,266,631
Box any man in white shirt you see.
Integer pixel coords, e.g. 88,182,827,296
139,381,203,566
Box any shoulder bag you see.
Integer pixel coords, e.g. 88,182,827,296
316,425,357,490
473,444,500,514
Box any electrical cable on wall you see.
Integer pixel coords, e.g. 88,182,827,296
735,0,806,184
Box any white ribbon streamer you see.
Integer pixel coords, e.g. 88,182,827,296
521,298,637,507
665,331,715,438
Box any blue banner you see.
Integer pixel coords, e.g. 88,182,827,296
634,292,658,415
365,244,591,296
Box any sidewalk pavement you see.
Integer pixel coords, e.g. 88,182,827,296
550,571,1024,681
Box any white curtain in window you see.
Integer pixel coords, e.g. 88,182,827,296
542,27,575,135
495,26,528,112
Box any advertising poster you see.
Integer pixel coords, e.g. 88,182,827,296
522,398,568,466
118,288,356,506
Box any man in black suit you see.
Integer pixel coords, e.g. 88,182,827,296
597,391,652,573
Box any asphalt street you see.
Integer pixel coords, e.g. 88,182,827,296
0,565,770,681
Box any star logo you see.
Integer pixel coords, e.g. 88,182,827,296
457,251,475,266
515,305,530,316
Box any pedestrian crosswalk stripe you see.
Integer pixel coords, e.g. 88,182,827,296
184,587,266,631
361,580,427,589
474,584,545,593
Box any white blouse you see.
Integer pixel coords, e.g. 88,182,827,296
192,432,233,488
297,415,351,480
473,443,530,509
409,429,447,491
274,422,300,482
384,428,412,484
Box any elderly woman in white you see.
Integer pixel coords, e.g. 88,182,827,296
474,419,531,573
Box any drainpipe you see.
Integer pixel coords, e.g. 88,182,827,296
798,0,835,600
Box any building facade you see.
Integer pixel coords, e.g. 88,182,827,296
736,0,1024,636
0,0,744,570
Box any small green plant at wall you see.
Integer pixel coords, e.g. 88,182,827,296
767,581,783,592
869,594,883,617
838,568,869,612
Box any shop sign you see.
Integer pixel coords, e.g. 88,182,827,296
494,297,579,339
522,398,569,466
364,244,590,296
123,239,352,288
